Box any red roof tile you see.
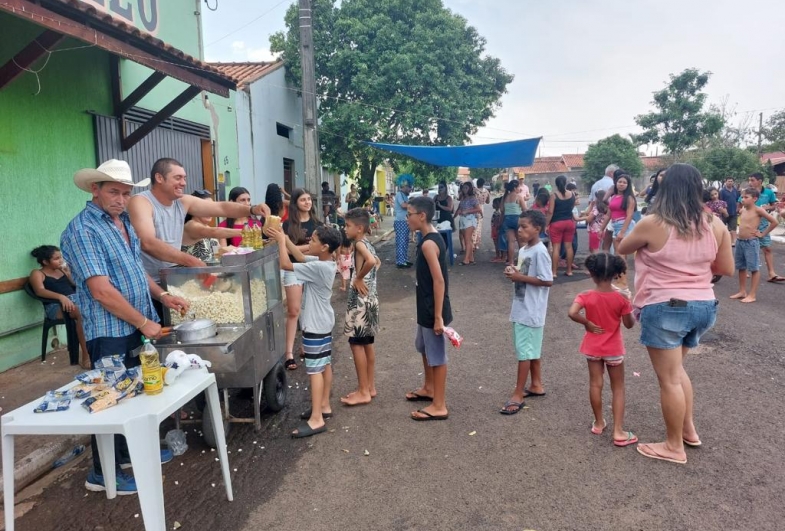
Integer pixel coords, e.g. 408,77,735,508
761,152,785,165
514,159,569,174
209,61,284,89
640,156,669,171
562,154,584,169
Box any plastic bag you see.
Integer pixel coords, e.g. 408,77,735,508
164,429,188,456
34,399,71,413
444,327,463,348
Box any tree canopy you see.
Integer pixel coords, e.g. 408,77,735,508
632,69,724,156
582,135,645,187
690,147,764,184
270,0,513,202
763,109,785,152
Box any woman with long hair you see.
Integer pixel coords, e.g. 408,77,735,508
472,178,491,250
501,180,528,265
598,170,637,292
456,181,483,265
281,188,322,370
182,190,242,260
29,245,90,368
265,183,290,221
645,168,666,206
434,181,454,229
218,186,263,247
546,175,577,277
617,163,733,464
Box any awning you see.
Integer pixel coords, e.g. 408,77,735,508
366,138,541,168
0,0,239,149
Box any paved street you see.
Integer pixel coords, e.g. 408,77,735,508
8,204,785,531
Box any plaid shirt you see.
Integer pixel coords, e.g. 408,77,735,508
61,202,158,341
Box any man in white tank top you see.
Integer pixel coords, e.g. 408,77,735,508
128,158,271,284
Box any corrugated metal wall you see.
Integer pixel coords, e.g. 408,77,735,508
94,114,206,193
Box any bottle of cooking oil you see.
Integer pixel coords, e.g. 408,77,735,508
139,338,163,395
241,223,251,248
254,225,263,249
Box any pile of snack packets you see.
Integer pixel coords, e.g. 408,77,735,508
34,355,144,414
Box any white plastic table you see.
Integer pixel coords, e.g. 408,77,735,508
2,368,232,531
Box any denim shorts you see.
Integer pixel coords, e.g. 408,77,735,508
734,238,760,272
458,214,478,230
611,218,635,238
503,214,519,232
639,300,718,350
415,325,447,367
282,269,304,287
758,219,772,248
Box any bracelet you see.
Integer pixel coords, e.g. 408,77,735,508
137,317,148,330
159,291,170,300
249,204,258,216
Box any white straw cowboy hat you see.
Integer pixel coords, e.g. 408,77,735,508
74,159,150,192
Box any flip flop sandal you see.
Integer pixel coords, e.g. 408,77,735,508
768,276,785,283
523,389,546,397
405,391,433,402
613,431,639,447
683,438,702,447
411,408,448,421
636,443,687,464
284,358,298,370
300,409,333,420
291,421,327,438
591,419,607,435
499,400,524,415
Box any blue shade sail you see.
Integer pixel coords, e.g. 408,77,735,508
365,138,541,168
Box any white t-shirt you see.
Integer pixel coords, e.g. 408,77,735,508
509,242,553,327
292,256,336,334
518,183,530,202
590,176,614,202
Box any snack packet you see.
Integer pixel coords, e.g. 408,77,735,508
75,369,105,385
71,383,107,400
82,388,124,414
443,327,463,348
94,355,124,371
34,399,71,413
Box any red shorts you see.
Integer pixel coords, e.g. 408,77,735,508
549,219,576,245
589,231,601,251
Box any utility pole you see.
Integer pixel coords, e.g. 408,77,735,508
298,0,323,220
757,112,763,156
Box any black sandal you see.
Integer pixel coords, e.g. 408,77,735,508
285,358,297,370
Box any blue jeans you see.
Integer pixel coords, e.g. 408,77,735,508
88,332,142,475
639,300,718,350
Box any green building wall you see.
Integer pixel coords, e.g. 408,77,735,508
0,12,114,370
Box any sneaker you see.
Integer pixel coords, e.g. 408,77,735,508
119,448,174,470
85,468,137,495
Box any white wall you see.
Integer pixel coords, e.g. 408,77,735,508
239,67,305,202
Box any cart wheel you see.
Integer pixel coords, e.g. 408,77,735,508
202,402,230,449
263,361,287,412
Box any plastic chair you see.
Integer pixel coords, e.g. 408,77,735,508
22,282,71,362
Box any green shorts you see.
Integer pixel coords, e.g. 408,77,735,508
512,323,544,361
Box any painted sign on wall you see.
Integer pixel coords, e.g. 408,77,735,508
79,0,159,34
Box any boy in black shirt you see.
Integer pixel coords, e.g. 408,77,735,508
404,196,453,421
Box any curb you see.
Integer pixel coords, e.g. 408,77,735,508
0,435,90,496
370,229,394,246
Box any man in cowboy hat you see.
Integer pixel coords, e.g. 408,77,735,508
128,158,271,292
62,158,190,495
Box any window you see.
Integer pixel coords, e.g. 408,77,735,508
276,122,292,139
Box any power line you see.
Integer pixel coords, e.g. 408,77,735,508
205,0,292,47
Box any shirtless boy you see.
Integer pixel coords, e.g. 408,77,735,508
731,188,779,303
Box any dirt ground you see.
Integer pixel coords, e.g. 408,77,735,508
5,207,785,531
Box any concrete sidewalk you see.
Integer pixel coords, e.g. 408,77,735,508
0,350,88,498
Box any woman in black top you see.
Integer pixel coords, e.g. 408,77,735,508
280,188,322,370
546,175,578,277
434,181,454,229
29,245,90,368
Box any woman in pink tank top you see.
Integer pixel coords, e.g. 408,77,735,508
617,164,734,465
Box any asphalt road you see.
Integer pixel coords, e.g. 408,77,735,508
9,204,785,531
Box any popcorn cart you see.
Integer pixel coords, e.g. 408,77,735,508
155,245,286,447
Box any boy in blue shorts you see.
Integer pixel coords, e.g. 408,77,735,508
404,196,453,421
269,224,342,437
730,187,778,303
500,210,553,415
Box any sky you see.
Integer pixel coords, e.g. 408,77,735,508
202,0,785,157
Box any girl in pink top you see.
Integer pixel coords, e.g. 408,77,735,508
599,171,637,294
617,163,734,465
569,253,637,447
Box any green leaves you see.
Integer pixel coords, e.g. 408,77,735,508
583,135,645,186
690,147,764,183
270,0,513,201
632,68,725,156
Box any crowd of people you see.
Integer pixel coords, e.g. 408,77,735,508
26,155,785,497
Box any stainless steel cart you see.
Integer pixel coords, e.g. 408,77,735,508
155,245,286,447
